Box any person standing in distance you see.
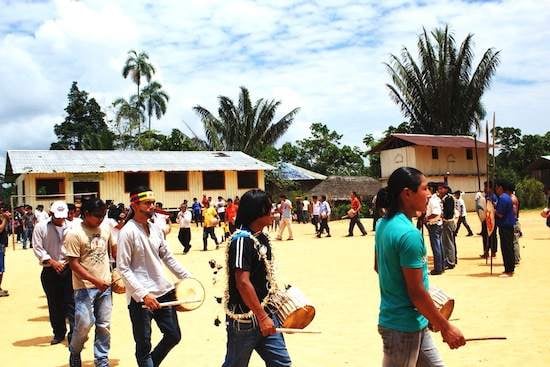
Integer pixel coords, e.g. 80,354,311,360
375,167,465,366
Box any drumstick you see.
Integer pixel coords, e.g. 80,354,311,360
275,328,322,334
465,337,507,342
141,299,203,309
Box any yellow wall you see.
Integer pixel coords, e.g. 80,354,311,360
14,170,266,209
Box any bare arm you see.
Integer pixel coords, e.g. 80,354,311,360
235,269,275,336
68,257,109,291
0,215,7,232
402,267,465,349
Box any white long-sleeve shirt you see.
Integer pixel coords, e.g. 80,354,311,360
117,219,191,304
177,210,192,228
32,219,68,265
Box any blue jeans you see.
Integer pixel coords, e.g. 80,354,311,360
70,288,112,367
378,326,444,367
427,224,444,273
222,314,291,367
21,227,33,248
128,291,181,367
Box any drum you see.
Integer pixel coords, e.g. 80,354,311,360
428,287,454,332
173,277,205,312
347,209,356,218
269,287,315,329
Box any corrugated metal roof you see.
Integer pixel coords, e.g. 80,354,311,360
6,150,275,174
369,133,488,153
277,162,327,181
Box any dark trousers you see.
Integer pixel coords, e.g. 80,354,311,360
373,209,382,231
40,267,75,340
499,227,515,273
128,291,181,367
481,221,498,254
203,227,218,250
318,218,330,235
455,216,473,235
177,228,191,252
229,223,236,234
348,215,367,235
193,211,202,227
311,215,320,233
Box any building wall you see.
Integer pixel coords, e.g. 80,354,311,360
380,146,417,178
14,170,266,209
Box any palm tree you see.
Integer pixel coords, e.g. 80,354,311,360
113,97,145,149
193,86,299,157
385,25,500,135
122,50,156,106
140,81,169,131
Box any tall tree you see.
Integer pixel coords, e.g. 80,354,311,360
51,82,114,150
112,96,144,149
193,86,299,157
122,49,156,134
140,81,169,131
386,25,500,135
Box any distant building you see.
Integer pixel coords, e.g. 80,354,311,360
527,155,550,189
369,133,489,209
275,162,327,192
4,150,274,208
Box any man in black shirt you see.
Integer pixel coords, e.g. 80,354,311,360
222,189,291,367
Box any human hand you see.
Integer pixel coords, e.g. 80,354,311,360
50,259,65,273
441,324,466,349
95,279,110,292
258,314,276,337
143,294,161,311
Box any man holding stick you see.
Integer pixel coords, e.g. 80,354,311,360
117,187,192,367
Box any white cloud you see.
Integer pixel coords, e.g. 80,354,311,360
1,0,549,166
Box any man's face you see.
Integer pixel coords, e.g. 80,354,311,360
83,208,106,228
495,185,504,196
134,199,155,219
437,186,447,197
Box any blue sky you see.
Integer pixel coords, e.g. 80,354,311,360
1,0,549,169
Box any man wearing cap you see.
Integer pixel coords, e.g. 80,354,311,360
32,201,75,345
117,187,192,367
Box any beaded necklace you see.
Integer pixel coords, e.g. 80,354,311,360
223,229,278,320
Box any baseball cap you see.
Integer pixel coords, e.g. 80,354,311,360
50,201,68,219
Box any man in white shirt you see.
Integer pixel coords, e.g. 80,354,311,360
310,195,320,234
302,197,311,223
425,185,444,275
35,204,50,223
216,196,226,225
32,201,75,345
454,190,473,236
177,202,192,254
152,202,171,238
117,187,192,367
317,195,332,237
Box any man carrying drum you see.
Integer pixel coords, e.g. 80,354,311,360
117,187,192,367
222,189,291,367
374,167,465,366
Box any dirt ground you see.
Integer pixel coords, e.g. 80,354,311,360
1,210,549,366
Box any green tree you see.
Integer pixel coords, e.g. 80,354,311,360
122,50,156,133
112,96,144,149
51,82,114,150
140,81,169,131
284,123,367,176
193,86,299,157
386,25,500,135
516,178,545,208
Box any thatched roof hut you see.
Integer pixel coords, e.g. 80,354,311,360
308,176,381,201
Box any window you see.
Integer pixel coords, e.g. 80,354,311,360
203,171,225,190
431,148,439,160
36,178,65,199
466,148,473,160
238,171,258,189
124,172,150,192
165,171,189,191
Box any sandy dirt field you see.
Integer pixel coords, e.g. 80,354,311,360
1,210,549,366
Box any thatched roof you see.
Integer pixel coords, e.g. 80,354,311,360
308,176,381,201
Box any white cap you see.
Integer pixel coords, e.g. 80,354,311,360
50,201,68,219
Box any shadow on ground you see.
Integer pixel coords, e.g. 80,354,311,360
13,336,53,347
56,359,120,367
27,315,49,322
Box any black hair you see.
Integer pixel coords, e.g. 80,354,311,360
67,203,76,211
130,186,152,198
386,167,424,218
495,179,512,192
81,198,107,215
108,207,122,220
156,202,163,208
235,189,272,227
321,195,327,200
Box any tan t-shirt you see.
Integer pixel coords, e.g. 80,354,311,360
64,223,114,290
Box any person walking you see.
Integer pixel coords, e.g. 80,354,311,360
203,204,220,250
65,198,114,367
177,202,192,254
375,167,465,366
310,195,320,234
276,195,293,240
495,180,516,277
0,208,10,297
346,191,367,237
425,185,444,275
454,191,473,236
117,187,193,367
317,195,331,238
32,201,75,345
441,185,457,269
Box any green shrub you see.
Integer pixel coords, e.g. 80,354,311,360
516,178,545,208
